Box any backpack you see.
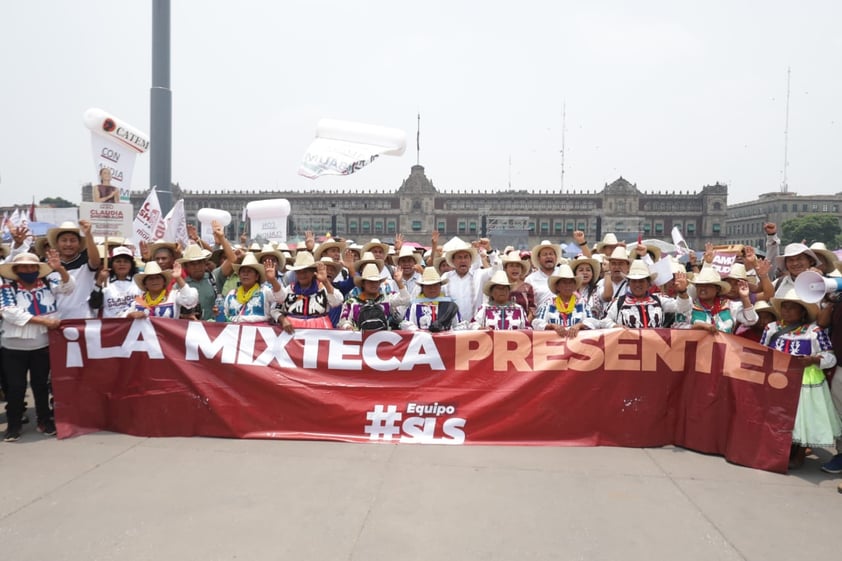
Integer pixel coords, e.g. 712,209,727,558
357,301,390,332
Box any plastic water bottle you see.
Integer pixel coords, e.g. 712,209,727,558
214,295,226,322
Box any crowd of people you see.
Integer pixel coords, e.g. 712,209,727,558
1,218,842,473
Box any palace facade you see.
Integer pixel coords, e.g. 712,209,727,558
726,191,842,248
82,165,728,250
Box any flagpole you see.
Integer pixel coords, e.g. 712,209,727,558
416,113,420,166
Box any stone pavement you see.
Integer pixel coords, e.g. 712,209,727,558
0,428,839,561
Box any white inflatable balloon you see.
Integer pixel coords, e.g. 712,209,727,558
83,108,149,153
246,199,291,243
197,208,232,245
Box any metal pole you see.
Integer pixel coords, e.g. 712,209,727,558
151,0,172,215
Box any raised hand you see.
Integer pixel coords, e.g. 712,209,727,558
11,225,30,247
394,233,404,251
46,248,62,271
314,261,327,284
79,220,92,236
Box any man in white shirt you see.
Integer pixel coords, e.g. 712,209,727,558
46,220,101,319
525,240,563,309
442,243,488,322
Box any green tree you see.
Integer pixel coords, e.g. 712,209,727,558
39,196,76,208
780,214,841,246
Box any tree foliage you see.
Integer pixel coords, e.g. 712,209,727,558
780,214,841,247
38,196,76,208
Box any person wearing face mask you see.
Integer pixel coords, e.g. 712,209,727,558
0,252,74,442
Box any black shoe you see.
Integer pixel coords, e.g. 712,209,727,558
3,429,21,442
37,419,57,437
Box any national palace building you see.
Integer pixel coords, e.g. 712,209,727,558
80,164,733,250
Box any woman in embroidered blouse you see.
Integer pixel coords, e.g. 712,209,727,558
532,264,593,337
273,253,343,332
220,252,285,324
123,261,198,319
470,270,529,330
89,246,140,318
0,251,74,441
597,260,690,329
683,267,757,334
761,289,842,469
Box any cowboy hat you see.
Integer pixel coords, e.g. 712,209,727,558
771,288,818,323
724,263,758,285
255,243,286,270
354,263,386,287
754,300,779,319
530,240,561,270
808,242,839,271
0,252,53,281
689,267,732,294
46,221,81,249
548,264,583,294
500,251,531,276
444,243,478,269
353,251,384,274
417,266,448,286
287,251,319,271
625,260,657,281
361,238,390,256
570,255,600,278
232,252,267,283
395,245,422,265
318,257,342,275
483,270,512,297
314,239,347,261
596,232,623,253
606,246,631,262
147,239,178,261
133,261,173,291
176,244,213,264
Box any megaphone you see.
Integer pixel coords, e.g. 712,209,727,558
794,270,842,303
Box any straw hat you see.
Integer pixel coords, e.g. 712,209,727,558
176,244,212,264
771,288,818,323
232,252,267,283
32,237,50,258
247,242,262,252
416,266,448,286
483,270,512,297
314,239,347,261
530,240,561,270
396,245,422,265
0,252,53,281
775,243,818,270
361,238,390,256
255,243,286,270
754,300,779,319
147,239,178,260
287,251,319,271
353,251,384,274
808,242,839,271
724,263,758,285
570,255,600,278
318,257,342,275
46,221,81,249
596,233,622,253
133,261,173,291
548,264,583,294
500,251,531,276
606,246,631,263
354,263,386,287
625,260,657,281
444,243,478,269
688,267,731,294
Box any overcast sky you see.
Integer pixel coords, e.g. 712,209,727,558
1,1,840,209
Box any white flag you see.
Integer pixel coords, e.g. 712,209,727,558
298,119,406,179
132,187,162,246
163,199,190,249
9,208,21,228
671,226,690,256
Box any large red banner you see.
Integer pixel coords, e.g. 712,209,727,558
50,319,802,473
